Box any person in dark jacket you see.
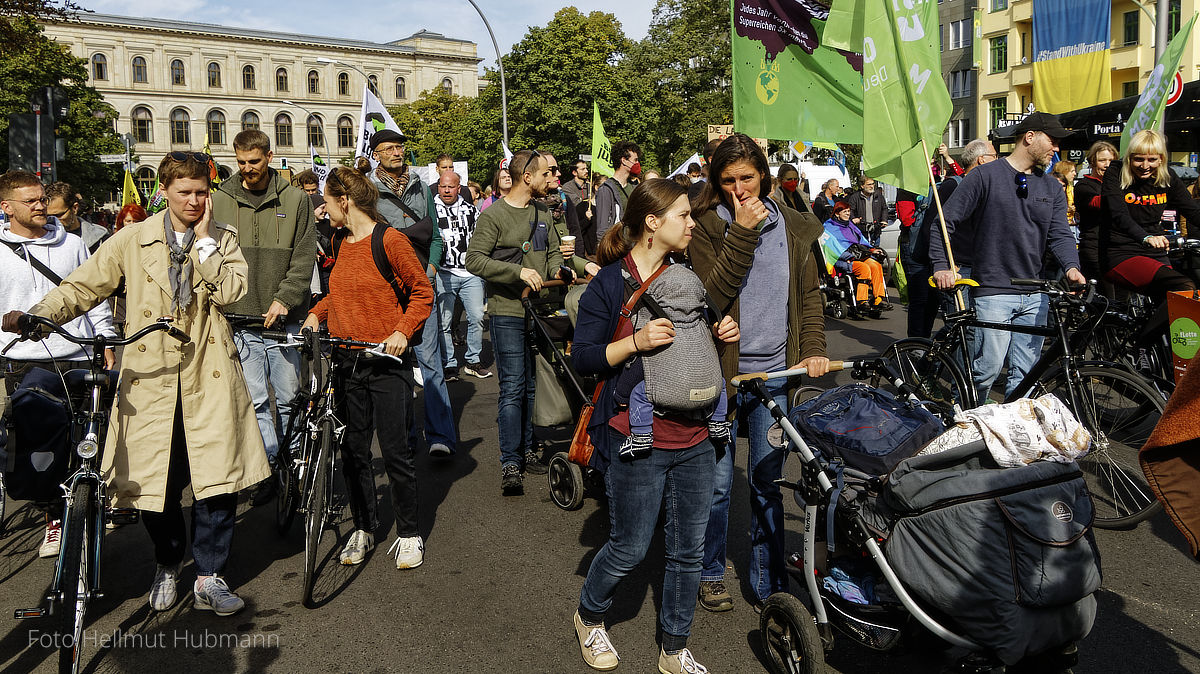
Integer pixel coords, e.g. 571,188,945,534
571,178,739,674
812,178,844,223
1073,141,1117,282
688,133,829,612
1100,129,1200,297
770,163,811,214
846,175,888,247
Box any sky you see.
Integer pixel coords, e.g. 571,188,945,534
83,0,656,71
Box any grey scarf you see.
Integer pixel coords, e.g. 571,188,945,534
163,212,196,313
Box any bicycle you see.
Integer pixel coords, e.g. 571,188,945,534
878,278,1166,530
5,314,186,674
263,327,406,607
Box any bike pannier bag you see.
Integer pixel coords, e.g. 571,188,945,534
2,367,73,502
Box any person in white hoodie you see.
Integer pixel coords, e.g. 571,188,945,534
0,170,116,559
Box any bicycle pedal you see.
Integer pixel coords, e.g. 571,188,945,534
108,508,139,525
15,607,48,619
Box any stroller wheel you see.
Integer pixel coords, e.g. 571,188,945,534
830,301,845,320
547,452,585,511
760,592,828,674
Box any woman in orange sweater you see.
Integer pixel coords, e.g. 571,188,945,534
303,167,434,570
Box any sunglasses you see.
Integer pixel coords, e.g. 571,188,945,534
1014,172,1028,199
168,151,212,163
510,150,542,178
327,168,347,194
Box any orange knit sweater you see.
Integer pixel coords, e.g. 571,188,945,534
309,226,433,342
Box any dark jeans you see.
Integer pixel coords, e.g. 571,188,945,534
335,351,418,537
579,428,716,652
141,397,237,577
489,315,534,469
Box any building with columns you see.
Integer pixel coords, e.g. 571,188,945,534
42,13,480,196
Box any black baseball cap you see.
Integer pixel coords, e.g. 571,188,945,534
1010,112,1073,140
369,129,407,151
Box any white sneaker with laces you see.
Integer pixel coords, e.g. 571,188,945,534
149,563,181,611
388,535,424,569
39,519,62,559
339,530,375,566
573,611,619,671
193,576,245,616
658,647,709,674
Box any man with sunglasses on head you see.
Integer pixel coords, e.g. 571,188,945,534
466,149,566,494
45,182,110,254
369,129,456,459
0,170,117,559
211,131,316,506
928,112,1085,402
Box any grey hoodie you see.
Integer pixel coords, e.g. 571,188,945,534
0,218,115,360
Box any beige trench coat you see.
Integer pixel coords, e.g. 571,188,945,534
29,212,269,512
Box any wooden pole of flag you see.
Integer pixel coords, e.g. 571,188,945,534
920,138,966,311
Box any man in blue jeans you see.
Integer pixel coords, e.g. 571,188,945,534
434,170,491,380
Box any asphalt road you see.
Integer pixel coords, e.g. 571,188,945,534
1,299,1198,674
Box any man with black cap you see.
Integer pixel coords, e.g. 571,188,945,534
368,128,456,459
929,111,1085,402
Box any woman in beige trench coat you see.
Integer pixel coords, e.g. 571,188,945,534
4,153,268,617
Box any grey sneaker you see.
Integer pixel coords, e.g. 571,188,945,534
501,464,524,496
388,535,424,569
524,449,549,475
149,563,181,611
428,443,453,459
698,580,733,612
658,647,709,674
339,530,375,566
193,576,245,616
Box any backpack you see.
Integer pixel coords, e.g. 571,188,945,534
330,223,423,343
790,383,944,475
2,368,74,502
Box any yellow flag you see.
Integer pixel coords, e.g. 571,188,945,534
121,169,140,207
590,101,614,178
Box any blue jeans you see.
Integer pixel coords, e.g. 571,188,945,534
971,292,1049,402
234,325,301,467
579,429,716,652
702,378,788,602
410,275,458,452
490,315,533,468
437,271,485,368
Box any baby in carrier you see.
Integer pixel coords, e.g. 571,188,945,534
614,263,730,459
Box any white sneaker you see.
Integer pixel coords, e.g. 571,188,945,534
574,611,619,671
193,576,245,616
39,519,62,558
149,563,181,611
658,647,709,674
339,530,375,565
387,535,424,569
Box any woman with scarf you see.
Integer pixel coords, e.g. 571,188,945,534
822,201,890,311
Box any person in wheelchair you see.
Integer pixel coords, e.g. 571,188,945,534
819,201,891,314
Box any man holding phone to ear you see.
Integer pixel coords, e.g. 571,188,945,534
3,151,267,617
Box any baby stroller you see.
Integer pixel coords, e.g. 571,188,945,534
520,280,597,510
734,360,1100,674
811,242,886,320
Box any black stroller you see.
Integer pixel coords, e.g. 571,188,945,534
733,359,1100,674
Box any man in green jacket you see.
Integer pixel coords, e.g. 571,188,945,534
212,129,317,505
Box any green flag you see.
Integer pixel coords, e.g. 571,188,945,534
591,101,614,178
861,0,952,194
731,0,864,144
822,0,864,53
1121,12,1197,153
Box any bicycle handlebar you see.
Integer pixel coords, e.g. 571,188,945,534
2,314,187,356
264,328,408,364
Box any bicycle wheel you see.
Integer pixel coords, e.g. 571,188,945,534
302,420,333,607
1035,365,1165,529
874,339,973,418
58,480,94,674
0,473,7,538
275,409,306,535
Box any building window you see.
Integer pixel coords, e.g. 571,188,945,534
308,70,320,95
338,72,350,96
132,106,153,143
948,70,973,99
988,97,1007,131
367,74,378,96
990,36,1008,73
242,65,256,90
275,113,293,147
939,23,944,52
132,56,147,83
441,78,453,94
170,59,185,85
1168,0,1182,40
337,115,355,148
1123,11,1139,46
241,111,260,130
990,0,1007,11
949,20,971,50
207,62,221,88
1123,80,1140,98
207,110,226,145
396,77,406,100
170,108,190,144
135,167,156,197
91,54,108,81
948,119,970,148
307,114,324,148
276,67,289,92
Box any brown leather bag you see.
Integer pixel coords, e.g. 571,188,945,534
567,263,669,467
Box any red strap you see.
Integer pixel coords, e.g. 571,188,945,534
587,263,670,404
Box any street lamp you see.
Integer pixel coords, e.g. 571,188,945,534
316,56,368,83
464,0,510,149
281,99,332,168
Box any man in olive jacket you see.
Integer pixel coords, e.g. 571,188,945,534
212,130,316,505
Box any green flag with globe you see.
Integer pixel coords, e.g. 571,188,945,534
731,0,864,144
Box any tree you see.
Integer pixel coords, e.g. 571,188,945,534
388,85,501,183
0,16,124,204
0,0,84,46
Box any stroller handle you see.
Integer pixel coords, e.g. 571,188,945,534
731,360,852,387
520,278,586,299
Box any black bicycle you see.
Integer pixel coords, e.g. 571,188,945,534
878,279,1166,530
5,314,187,674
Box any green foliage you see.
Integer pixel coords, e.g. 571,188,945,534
0,16,124,204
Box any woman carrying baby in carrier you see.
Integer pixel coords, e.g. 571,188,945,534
569,179,741,674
